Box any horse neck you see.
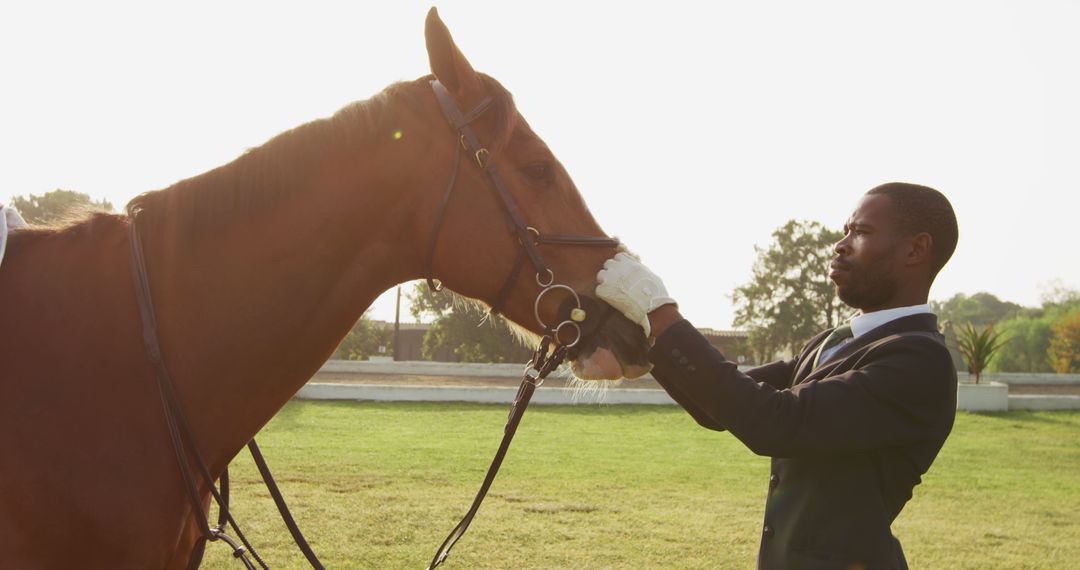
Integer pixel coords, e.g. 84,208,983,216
145,138,428,471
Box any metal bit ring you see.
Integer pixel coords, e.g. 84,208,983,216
554,320,582,348
535,269,554,288
533,283,581,330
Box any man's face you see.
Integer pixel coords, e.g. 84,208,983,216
830,194,907,312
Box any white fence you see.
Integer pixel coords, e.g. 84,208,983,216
305,360,1080,411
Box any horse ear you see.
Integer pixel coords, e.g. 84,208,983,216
425,7,481,98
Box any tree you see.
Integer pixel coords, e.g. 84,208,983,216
955,323,1009,384
989,289,1079,373
1048,309,1080,373
408,283,530,363
931,292,1023,328
331,311,392,360
732,219,850,360
1040,282,1080,309
408,280,455,320
10,189,114,224
991,316,1055,373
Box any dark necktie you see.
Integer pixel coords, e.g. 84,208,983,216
813,324,853,368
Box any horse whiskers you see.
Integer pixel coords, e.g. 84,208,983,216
564,373,616,403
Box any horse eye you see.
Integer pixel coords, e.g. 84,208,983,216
522,162,553,184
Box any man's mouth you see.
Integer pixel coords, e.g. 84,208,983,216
830,260,852,279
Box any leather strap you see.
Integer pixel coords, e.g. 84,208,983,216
428,335,568,569
129,215,267,569
424,138,463,292
248,440,325,569
130,215,324,569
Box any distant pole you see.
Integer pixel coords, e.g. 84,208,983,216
393,284,402,361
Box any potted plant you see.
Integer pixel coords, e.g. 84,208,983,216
955,322,1009,384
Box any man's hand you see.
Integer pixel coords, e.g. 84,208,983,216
595,252,676,337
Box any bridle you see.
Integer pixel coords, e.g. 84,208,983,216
425,79,619,340
126,78,619,570
423,79,619,568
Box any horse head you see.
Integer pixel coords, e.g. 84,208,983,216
413,9,651,380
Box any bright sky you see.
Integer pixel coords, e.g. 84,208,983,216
3,1,1077,330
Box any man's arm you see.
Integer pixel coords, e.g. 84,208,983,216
651,305,797,391
599,252,954,458
650,319,955,458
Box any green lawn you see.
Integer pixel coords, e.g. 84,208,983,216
203,402,1080,569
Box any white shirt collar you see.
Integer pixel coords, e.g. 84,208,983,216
848,303,932,339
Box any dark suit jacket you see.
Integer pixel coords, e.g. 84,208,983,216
649,313,956,570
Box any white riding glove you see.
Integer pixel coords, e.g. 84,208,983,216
595,252,676,337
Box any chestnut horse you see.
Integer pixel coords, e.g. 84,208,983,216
0,9,649,569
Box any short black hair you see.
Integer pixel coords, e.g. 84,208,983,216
867,182,958,275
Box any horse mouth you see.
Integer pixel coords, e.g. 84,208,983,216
556,293,652,381
569,346,652,381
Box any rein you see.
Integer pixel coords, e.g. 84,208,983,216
428,332,566,569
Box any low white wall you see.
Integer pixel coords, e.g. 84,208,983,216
309,362,1079,410
297,383,677,405
298,382,1080,410
979,372,1080,385
1009,395,1080,411
322,360,1080,385
320,360,532,378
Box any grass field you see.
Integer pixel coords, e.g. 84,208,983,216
203,402,1080,569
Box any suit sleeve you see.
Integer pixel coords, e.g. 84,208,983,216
744,359,797,390
649,319,955,458
650,346,796,430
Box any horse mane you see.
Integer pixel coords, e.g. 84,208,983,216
124,73,519,238
5,210,126,249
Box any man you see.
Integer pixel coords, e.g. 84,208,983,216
0,203,29,270
596,182,959,569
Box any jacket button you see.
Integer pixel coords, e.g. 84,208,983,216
769,474,778,488
763,525,774,538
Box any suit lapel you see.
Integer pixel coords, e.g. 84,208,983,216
794,313,940,385
792,329,833,385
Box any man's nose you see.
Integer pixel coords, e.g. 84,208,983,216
834,235,851,255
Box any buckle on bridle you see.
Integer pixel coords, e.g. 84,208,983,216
474,148,490,169
523,363,545,387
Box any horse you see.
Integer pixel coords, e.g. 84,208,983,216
0,8,650,569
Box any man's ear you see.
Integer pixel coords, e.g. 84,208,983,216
425,7,481,99
907,232,933,267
